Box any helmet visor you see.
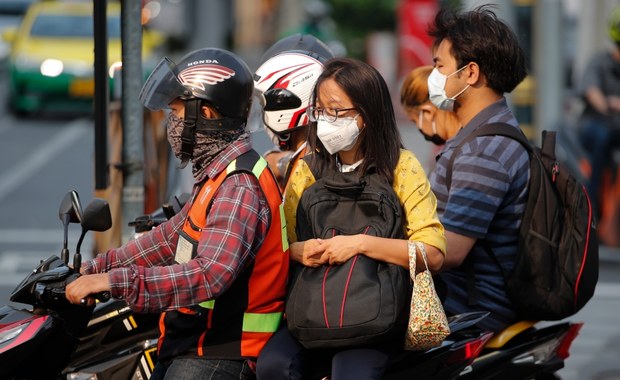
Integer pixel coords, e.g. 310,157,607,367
263,88,302,111
139,57,187,111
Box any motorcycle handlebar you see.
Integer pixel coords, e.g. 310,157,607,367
80,291,111,305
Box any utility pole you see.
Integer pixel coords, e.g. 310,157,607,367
94,0,109,192
533,0,563,136
120,1,144,243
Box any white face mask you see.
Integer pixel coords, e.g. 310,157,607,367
317,115,360,155
427,66,469,112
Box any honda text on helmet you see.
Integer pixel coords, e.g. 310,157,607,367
139,48,253,163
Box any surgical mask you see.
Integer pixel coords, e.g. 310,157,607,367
418,110,446,145
427,66,469,112
316,115,360,155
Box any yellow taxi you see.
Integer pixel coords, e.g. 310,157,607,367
2,1,164,115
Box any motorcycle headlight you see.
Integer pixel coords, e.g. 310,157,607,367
0,323,27,345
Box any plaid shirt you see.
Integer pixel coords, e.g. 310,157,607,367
83,137,271,313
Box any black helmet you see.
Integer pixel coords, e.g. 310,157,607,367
140,48,253,121
258,33,334,66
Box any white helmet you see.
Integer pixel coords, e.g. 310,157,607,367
254,52,325,141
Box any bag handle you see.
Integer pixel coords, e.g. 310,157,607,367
324,177,365,195
407,241,430,281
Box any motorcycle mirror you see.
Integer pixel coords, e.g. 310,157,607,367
58,191,83,224
58,191,83,265
80,198,112,232
74,198,112,273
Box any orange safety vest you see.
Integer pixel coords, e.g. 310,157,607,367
157,150,289,362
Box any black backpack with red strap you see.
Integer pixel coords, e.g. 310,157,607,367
286,161,411,349
447,123,599,321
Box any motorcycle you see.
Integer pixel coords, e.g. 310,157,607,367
0,191,160,380
308,315,582,380
382,312,494,379
0,191,583,380
455,318,583,380
111,192,586,380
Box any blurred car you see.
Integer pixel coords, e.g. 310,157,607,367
2,1,164,115
0,0,36,66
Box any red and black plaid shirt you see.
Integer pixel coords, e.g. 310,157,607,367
83,137,271,313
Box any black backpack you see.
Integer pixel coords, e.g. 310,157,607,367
447,123,599,321
286,162,411,349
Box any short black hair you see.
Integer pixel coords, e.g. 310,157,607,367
428,5,527,94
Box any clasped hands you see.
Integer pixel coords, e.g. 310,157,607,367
291,235,361,267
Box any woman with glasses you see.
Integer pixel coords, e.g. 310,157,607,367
256,57,446,380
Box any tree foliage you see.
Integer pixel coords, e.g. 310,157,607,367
325,0,398,58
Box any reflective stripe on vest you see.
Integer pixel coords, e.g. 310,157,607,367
243,311,283,333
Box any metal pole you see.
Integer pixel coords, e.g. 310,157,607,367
120,0,144,243
94,0,109,190
189,0,229,51
533,0,563,134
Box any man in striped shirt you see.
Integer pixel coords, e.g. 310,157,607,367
426,6,530,333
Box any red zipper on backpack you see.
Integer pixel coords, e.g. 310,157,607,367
552,161,560,182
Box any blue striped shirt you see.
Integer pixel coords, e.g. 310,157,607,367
431,98,530,332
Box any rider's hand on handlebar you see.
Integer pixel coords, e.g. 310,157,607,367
65,273,112,305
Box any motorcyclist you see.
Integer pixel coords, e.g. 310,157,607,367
577,6,620,218
66,47,289,380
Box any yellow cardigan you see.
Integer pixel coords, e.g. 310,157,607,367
283,149,447,255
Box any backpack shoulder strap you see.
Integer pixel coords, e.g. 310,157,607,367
540,130,557,160
196,149,273,216
302,153,324,180
445,123,532,190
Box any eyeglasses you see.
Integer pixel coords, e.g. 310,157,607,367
307,106,357,123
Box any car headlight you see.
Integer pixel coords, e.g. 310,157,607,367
41,59,64,77
0,323,27,345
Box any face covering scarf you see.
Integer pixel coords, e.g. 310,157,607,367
166,112,246,182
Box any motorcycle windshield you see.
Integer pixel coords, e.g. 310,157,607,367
139,57,187,111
